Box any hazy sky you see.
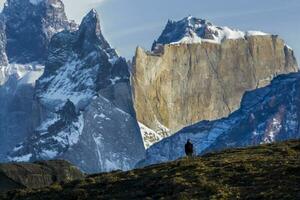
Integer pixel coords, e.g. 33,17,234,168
0,0,300,63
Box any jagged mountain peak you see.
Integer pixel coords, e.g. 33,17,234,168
167,15,212,27
152,16,270,51
6,7,145,173
2,0,77,63
80,9,101,33
77,8,116,59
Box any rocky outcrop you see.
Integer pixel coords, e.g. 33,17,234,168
2,0,77,63
0,160,84,192
8,9,145,173
132,17,298,147
138,72,300,167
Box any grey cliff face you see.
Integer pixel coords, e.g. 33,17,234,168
139,72,300,167
9,9,145,173
2,0,76,63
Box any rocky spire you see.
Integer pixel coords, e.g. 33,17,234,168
2,0,77,63
76,9,117,58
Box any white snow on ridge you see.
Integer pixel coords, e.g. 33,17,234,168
38,58,96,108
169,17,271,46
246,30,269,36
285,44,293,50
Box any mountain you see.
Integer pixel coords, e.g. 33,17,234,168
0,160,84,193
0,0,75,161
138,72,300,167
2,140,300,199
2,0,77,63
132,16,298,148
8,9,145,173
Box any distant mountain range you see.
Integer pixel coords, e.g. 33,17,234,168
0,0,299,173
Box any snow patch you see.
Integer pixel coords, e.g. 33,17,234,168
0,63,44,86
139,122,163,148
29,0,44,5
18,70,44,86
110,76,121,85
9,153,32,162
13,145,23,152
41,149,58,158
246,31,269,36
38,58,96,108
52,114,84,146
285,44,293,50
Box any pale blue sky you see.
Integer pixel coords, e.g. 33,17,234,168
1,0,299,63
93,0,300,62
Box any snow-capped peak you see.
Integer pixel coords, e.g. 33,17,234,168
152,16,270,50
80,9,101,30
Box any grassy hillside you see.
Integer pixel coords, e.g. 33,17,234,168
2,140,300,200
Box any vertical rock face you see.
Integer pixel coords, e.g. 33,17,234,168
138,72,300,167
9,9,145,173
2,0,76,63
132,17,298,148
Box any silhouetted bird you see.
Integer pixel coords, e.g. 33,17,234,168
185,139,193,157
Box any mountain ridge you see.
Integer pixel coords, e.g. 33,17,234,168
132,16,298,148
0,0,145,173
